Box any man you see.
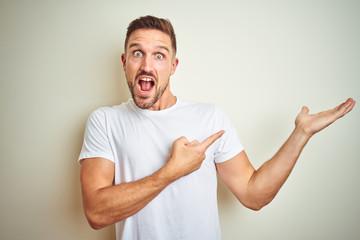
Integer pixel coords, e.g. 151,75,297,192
79,16,355,239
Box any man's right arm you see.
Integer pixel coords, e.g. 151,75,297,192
80,130,224,229
80,157,174,229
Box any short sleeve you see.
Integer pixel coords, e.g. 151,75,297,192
78,108,115,163
213,106,244,163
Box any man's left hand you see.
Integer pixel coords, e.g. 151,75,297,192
295,98,356,138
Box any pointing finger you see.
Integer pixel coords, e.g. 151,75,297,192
200,130,225,151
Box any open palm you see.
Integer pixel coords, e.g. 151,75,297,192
295,98,356,137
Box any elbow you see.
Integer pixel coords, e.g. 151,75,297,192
243,201,265,211
241,196,272,211
85,207,128,230
88,220,105,230
87,215,105,230
85,209,109,230
245,204,262,211
242,185,276,211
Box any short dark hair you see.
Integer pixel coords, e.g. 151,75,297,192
125,15,177,54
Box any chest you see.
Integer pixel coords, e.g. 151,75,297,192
109,112,219,182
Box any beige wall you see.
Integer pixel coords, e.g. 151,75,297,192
1,0,359,239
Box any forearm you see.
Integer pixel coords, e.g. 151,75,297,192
247,126,310,209
84,165,174,229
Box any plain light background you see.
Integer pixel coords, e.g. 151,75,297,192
1,0,359,239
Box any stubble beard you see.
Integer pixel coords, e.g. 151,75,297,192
127,79,169,109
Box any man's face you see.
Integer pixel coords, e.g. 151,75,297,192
122,29,178,110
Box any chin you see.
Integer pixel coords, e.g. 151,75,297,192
133,96,156,109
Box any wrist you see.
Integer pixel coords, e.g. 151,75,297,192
158,160,179,184
293,124,312,144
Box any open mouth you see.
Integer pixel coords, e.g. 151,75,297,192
138,77,155,93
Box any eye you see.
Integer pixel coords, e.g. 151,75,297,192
155,53,164,60
133,51,142,57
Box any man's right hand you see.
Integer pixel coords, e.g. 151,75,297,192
166,130,225,180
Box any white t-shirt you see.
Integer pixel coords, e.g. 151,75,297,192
79,98,244,240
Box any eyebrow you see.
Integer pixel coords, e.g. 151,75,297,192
128,43,170,53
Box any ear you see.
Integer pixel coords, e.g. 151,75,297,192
170,58,179,76
121,53,126,71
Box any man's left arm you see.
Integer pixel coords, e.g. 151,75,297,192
216,98,356,210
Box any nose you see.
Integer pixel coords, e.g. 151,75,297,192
140,55,154,73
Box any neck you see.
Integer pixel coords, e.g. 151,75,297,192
148,85,177,111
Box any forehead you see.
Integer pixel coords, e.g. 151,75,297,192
127,29,172,52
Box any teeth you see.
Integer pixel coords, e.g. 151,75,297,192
140,78,152,82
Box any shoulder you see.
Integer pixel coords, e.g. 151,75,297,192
87,107,114,125
89,100,134,120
